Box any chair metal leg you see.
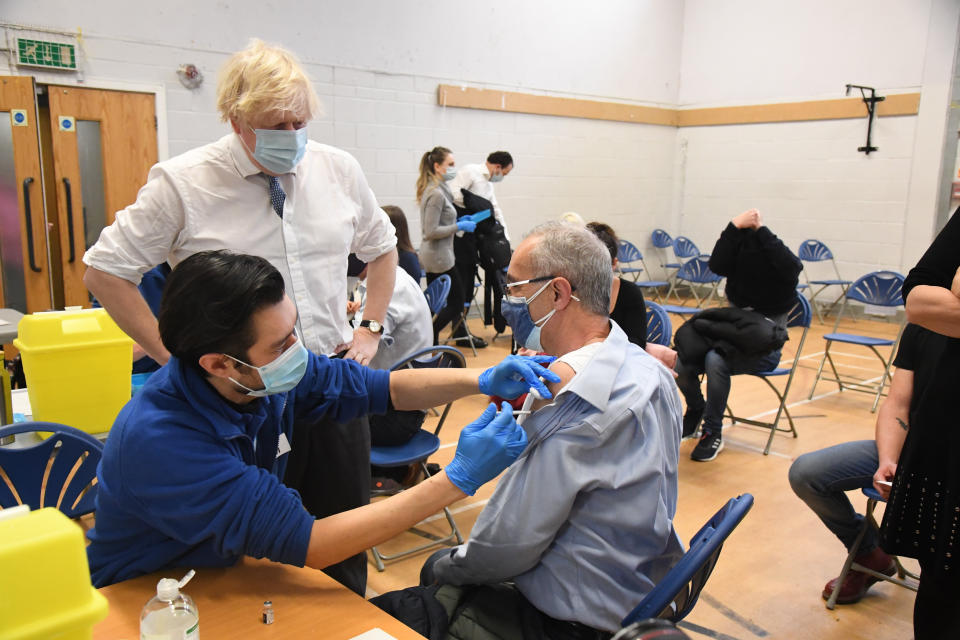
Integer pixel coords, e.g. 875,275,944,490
809,346,831,400
825,501,873,610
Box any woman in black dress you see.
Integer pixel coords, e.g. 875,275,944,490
879,206,960,639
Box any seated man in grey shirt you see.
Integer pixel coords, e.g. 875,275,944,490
375,222,684,637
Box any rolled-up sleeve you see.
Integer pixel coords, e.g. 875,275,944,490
344,154,396,263
82,164,185,285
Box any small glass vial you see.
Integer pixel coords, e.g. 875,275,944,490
261,600,274,625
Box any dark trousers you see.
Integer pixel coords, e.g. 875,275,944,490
370,409,426,447
418,550,612,640
914,560,960,639
674,348,782,436
284,412,371,596
426,268,465,344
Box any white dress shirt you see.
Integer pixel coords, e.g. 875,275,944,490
431,322,685,632
448,163,510,241
353,267,433,370
83,133,396,355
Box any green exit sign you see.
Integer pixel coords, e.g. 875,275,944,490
16,37,77,71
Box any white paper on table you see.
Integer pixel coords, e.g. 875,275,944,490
348,629,398,640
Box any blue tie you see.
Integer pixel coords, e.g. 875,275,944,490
268,176,285,218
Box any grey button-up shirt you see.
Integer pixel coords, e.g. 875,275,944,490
432,322,685,631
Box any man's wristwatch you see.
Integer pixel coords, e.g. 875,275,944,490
358,319,384,335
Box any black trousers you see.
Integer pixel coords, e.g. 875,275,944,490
284,412,370,596
452,233,478,338
426,268,465,344
914,560,960,639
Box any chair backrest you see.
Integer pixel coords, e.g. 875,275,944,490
645,301,673,347
797,239,835,262
617,239,643,264
786,291,813,329
675,255,721,284
651,229,673,249
621,494,755,625
0,422,104,518
845,271,905,307
389,346,466,434
672,236,700,259
423,275,451,316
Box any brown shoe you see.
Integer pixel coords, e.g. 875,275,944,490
822,547,897,604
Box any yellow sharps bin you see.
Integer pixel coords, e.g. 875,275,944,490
14,307,133,435
0,506,108,639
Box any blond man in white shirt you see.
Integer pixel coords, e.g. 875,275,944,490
82,38,397,596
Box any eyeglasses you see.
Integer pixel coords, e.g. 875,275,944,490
504,275,557,290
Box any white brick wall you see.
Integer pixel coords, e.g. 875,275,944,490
676,116,919,282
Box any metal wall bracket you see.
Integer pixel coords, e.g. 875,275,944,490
846,84,885,155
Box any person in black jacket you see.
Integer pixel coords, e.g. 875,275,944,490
675,209,802,461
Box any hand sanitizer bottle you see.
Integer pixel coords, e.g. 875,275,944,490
140,569,199,639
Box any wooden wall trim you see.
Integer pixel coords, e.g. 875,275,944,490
437,85,677,126
436,84,920,128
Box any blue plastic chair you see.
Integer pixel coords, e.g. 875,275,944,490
621,494,754,625
808,271,905,412
618,239,669,302
724,293,813,455
645,301,673,347
0,422,104,518
651,229,675,280
369,346,466,571
671,255,722,308
825,487,919,609
423,274,451,321
666,237,702,300
798,239,853,323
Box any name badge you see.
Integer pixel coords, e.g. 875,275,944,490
277,433,292,458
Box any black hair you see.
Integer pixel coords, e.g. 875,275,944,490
486,151,513,168
586,221,619,264
158,250,286,376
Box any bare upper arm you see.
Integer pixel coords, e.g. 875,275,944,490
531,360,575,412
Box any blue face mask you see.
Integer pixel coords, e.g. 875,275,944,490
245,126,308,174
501,279,558,352
488,172,504,183
226,337,309,397
443,167,458,181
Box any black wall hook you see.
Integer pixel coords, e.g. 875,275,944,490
846,84,885,155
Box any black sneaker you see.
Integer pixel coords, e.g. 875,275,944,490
682,408,703,440
691,432,724,462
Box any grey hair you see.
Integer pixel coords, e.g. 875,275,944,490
524,221,612,316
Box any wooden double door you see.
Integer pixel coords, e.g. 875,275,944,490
0,76,157,312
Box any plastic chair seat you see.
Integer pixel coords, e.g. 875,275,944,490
754,367,790,377
637,280,669,288
664,262,681,269
661,304,699,315
810,279,852,286
620,266,643,274
370,430,439,467
823,333,895,347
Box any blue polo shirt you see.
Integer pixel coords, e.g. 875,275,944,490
86,352,389,587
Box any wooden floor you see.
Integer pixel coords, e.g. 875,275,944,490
366,302,918,639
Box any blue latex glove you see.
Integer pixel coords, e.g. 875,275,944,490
478,354,560,400
456,220,477,233
445,402,529,495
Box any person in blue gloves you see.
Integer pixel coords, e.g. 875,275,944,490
86,250,558,588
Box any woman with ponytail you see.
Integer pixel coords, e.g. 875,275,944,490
417,146,476,343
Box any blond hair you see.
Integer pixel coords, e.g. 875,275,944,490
416,146,450,204
216,39,321,124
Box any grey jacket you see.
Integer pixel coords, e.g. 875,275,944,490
418,181,458,273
